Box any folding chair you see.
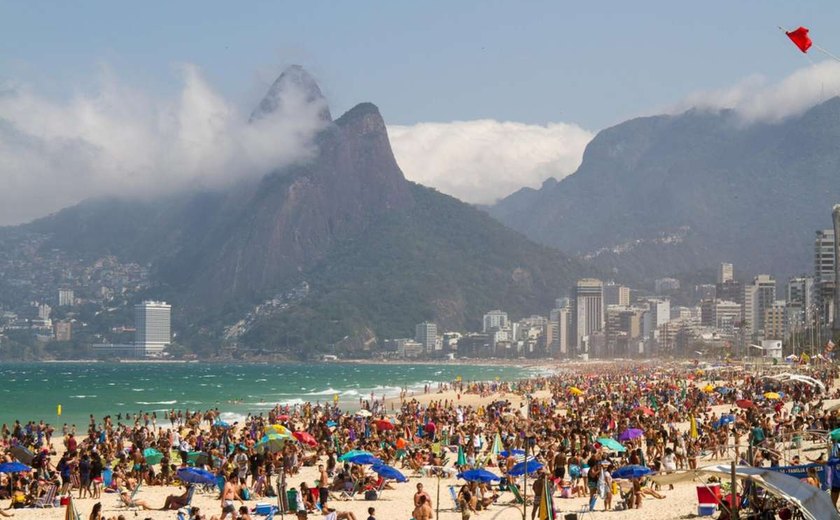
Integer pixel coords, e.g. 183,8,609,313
448,485,461,511
32,484,58,508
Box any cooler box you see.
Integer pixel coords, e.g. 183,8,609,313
698,503,717,516
696,484,721,504
254,503,276,515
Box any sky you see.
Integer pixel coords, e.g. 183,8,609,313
2,1,840,223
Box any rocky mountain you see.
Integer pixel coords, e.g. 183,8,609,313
489,99,840,281
10,66,591,356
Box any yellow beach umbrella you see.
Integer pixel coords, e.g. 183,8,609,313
569,387,584,396
764,392,781,400
266,424,290,435
703,384,715,393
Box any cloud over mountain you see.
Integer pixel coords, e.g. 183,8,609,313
388,120,593,204
668,61,840,123
0,65,328,225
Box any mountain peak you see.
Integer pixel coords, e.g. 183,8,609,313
335,102,385,135
250,65,332,122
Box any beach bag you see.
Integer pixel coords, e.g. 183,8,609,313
364,489,378,500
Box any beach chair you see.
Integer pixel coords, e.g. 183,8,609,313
182,485,196,509
117,482,142,509
448,485,461,511
32,483,57,508
509,482,526,505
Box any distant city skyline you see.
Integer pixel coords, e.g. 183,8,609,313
4,2,840,222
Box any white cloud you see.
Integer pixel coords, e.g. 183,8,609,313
387,120,593,204
0,65,328,225
667,60,840,123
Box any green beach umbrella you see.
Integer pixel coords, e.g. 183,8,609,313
491,433,503,456
830,428,840,442
597,438,627,453
457,445,467,467
143,448,163,465
338,449,373,462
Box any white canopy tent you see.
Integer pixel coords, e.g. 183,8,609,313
651,464,840,520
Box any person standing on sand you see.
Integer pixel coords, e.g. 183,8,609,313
221,470,243,520
318,464,329,509
413,494,433,520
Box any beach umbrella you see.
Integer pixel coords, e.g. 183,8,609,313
266,424,291,436
293,431,318,447
569,387,584,396
596,438,627,453
612,465,652,479
373,419,395,431
736,399,754,409
508,459,543,477
213,419,231,429
176,467,217,485
458,469,501,483
343,453,381,465
715,387,732,395
491,434,503,456
636,406,655,416
713,415,735,430
618,428,644,441
456,445,467,467
356,409,373,417
371,463,407,483
764,392,781,400
255,433,292,454
143,448,163,465
9,446,33,465
338,449,373,462
500,449,526,458
0,462,31,473
830,428,840,441
326,420,337,428
703,384,715,393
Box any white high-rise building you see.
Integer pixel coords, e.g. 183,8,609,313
718,263,734,284
414,322,437,354
815,229,836,322
58,288,74,307
482,310,508,332
743,275,776,337
573,278,604,353
787,277,814,322
134,301,171,356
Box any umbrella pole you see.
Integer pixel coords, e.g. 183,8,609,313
436,472,440,520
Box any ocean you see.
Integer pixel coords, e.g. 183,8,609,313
0,362,536,428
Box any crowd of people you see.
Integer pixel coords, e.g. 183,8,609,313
1,360,838,519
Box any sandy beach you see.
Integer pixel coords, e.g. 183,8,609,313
2,361,837,520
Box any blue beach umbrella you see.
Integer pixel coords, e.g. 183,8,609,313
214,420,231,429
344,453,381,465
596,438,627,453
612,465,652,479
508,459,543,477
458,469,501,483
500,449,526,458
372,463,408,483
177,467,217,485
0,462,31,473
713,415,735,430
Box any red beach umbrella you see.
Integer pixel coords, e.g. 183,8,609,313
374,419,395,431
293,431,318,447
736,399,754,409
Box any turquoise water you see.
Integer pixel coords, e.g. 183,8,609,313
0,362,534,428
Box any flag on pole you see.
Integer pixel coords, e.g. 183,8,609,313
538,473,556,520
785,26,813,53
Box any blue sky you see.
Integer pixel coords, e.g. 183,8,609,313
3,1,838,128
3,1,840,223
